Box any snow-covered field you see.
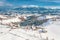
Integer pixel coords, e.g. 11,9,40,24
47,20,60,40
0,25,47,40
0,17,60,40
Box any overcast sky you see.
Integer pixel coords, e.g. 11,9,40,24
0,0,60,7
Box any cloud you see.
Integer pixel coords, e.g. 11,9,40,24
43,6,60,9
0,1,13,6
21,5,39,8
6,3,13,6
0,1,4,6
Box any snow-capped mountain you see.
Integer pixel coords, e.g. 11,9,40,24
0,5,60,15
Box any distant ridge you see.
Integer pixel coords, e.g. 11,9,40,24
0,5,60,15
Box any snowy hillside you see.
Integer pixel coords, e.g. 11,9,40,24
47,20,60,40
0,18,60,40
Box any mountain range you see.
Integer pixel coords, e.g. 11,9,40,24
0,5,60,15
